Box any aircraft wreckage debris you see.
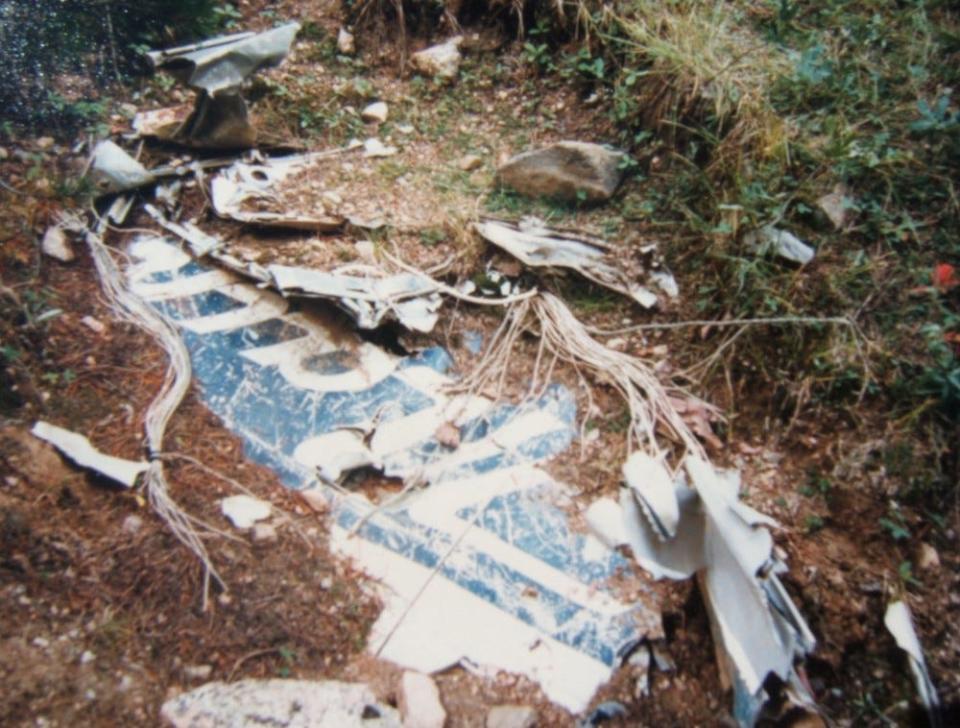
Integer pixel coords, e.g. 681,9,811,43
59,21,826,725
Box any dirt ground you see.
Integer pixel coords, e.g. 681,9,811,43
1,0,958,726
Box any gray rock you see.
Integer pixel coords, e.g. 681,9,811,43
410,37,463,82
161,679,401,727
459,154,483,172
496,142,626,203
361,101,388,124
486,704,537,728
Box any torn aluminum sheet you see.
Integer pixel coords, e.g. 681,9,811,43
744,225,815,265
31,421,148,488
88,140,156,194
474,217,675,309
143,24,300,148
268,265,443,333
210,155,345,231
147,23,300,96
587,456,816,726
160,679,401,728
884,601,941,726
221,494,272,529
140,213,443,333
124,237,663,713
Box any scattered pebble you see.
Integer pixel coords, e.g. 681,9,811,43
81,315,107,334
917,542,940,571
361,101,388,124
80,650,96,665
252,523,278,543
122,514,144,535
337,27,356,55
183,664,213,681
363,138,398,158
459,154,482,172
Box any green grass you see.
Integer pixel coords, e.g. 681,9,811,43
508,0,958,504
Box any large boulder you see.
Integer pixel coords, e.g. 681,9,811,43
496,141,626,202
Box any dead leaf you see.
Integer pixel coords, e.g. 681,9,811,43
668,395,723,451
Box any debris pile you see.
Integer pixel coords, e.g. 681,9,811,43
28,17,937,728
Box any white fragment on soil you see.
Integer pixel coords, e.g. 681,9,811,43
42,226,75,262
30,421,149,488
817,184,852,230
122,514,144,535
650,270,679,298
399,671,446,728
884,600,941,721
79,650,96,665
220,495,272,529
88,140,156,194
410,36,463,82
363,138,398,158
183,664,213,681
337,27,356,55
361,101,388,123
252,523,279,542
81,315,107,334
622,452,680,540
629,645,651,698
354,239,376,260
160,679,402,728
396,124,415,135
486,705,537,728
745,225,815,265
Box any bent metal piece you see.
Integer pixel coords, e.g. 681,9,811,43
142,23,300,148
474,217,676,309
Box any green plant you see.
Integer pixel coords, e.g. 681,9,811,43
879,508,911,542
898,560,920,588
0,0,224,132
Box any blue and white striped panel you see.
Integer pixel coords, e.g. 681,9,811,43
127,237,661,712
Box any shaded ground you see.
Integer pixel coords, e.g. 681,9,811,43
1,0,958,726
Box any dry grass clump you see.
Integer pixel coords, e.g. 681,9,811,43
597,0,791,170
